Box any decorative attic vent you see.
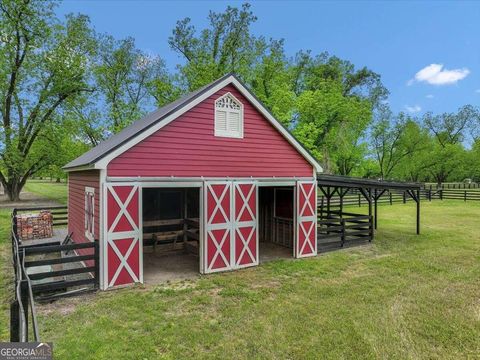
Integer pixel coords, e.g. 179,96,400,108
215,93,243,138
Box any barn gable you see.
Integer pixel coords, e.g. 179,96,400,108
107,84,315,178
64,74,322,175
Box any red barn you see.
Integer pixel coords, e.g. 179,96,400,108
64,74,322,290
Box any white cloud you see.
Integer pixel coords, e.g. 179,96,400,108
405,105,422,113
408,64,470,86
426,94,434,99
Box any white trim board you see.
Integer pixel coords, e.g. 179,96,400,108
74,75,322,173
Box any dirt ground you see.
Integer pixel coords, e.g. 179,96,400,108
0,191,61,209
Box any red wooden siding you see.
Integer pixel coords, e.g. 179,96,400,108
68,170,100,261
107,85,314,177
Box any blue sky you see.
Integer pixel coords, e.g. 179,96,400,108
56,1,480,115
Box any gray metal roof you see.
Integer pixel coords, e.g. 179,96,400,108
317,174,422,190
64,74,231,170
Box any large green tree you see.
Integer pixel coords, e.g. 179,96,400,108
0,0,96,200
292,52,387,174
423,105,480,184
94,35,168,133
371,109,427,180
167,3,267,91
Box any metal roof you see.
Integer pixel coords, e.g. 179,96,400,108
317,174,422,190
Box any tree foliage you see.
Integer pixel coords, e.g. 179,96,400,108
1,1,479,202
0,0,95,200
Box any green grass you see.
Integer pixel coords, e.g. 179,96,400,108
1,195,479,358
0,209,13,341
23,180,68,204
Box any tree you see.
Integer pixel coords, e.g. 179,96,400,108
168,3,272,90
93,35,168,133
371,109,426,180
469,139,480,182
294,79,372,174
391,121,433,182
0,0,96,200
291,51,387,173
423,105,479,147
422,105,480,184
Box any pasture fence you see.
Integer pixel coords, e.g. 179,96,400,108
10,206,100,342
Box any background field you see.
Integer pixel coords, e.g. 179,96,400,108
1,182,479,359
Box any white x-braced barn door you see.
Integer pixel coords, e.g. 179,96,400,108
233,182,258,269
296,181,317,258
105,183,142,288
204,182,233,273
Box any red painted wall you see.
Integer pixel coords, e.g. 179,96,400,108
68,170,100,261
107,85,314,178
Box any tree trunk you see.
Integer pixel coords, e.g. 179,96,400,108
5,182,22,202
56,177,61,183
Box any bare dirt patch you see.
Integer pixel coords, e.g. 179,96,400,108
0,190,61,209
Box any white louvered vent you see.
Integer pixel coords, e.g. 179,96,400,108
215,93,243,138
216,110,227,132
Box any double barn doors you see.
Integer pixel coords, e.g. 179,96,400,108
203,180,318,273
204,181,258,273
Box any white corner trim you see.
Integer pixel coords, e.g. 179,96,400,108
93,75,323,173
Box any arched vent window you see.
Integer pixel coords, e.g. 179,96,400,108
215,93,243,138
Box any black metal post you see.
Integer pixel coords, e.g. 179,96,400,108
20,280,29,342
416,189,420,235
339,189,344,215
94,240,100,288
374,189,378,230
326,187,331,215
10,301,20,342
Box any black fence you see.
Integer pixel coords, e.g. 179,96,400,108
424,189,480,201
425,183,480,190
318,210,373,251
10,207,99,342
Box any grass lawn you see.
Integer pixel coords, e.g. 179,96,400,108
0,209,13,341
23,179,68,205
0,184,479,358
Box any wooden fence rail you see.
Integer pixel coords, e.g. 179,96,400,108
318,211,373,251
10,206,99,342
425,183,480,190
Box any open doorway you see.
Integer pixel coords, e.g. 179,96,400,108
142,187,200,283
258,186,295,263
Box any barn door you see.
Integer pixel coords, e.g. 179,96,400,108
233,182,258,269
105,183,142,288
295,181,317,258
203,182,233,273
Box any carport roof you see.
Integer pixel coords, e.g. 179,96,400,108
317,174,422,190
